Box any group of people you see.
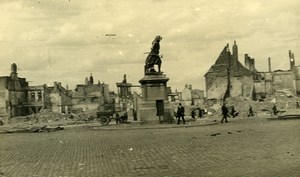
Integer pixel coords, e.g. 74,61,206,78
221,102,286,123
176,101,293,125
175,102,239,124
220,104,239,123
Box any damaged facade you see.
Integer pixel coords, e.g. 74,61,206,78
205,41,255,102
254,50,298,99
0,63,115,123
26,85,52,114
0,63,29,119
71,74,111,112
205,41,298,102
49,82,72,114
167,84,205,107
0,63,72,121
115,74,133,112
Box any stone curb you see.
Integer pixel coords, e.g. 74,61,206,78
0,120,218,133
88,122,218,131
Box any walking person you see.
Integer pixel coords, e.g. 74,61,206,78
191,109,196,119
248,105,254,117
272,104,278,115
115,112,120,124
231,106,236,118
221,103,229,123
198,107,203,118
177,103,185,124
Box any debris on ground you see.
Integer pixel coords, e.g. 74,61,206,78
5,109,99,128
2,125,64,134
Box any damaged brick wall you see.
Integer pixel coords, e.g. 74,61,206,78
50,84,72,114
71,83,110,112
205,42,255,100
230,76,253,98
273,71,295,94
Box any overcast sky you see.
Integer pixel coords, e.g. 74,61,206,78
0,0,299,92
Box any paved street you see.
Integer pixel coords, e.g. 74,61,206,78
0,117,299,177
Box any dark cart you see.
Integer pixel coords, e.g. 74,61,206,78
96,111,113,126
96,111,128,126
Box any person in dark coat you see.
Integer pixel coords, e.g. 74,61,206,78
272,104,278,115
248,105,254,117
191,109,196,119
115,112,120,124
231,106,236,118
177,103,185,124
221,103,229,123
198,107,203,118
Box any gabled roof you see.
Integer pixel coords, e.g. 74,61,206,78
205,45,253,77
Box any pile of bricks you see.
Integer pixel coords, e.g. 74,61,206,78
225,92,300,117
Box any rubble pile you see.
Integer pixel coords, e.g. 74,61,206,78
10,110,67,124
268,91,300,110
226,97,269,117
3,125,64,134
8,109,99,127
225,91,300,117
70,110,98,123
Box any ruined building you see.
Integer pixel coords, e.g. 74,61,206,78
205,41,299,102
0,63,72,122
71,73,111,112
0,63,29,119
0,63,117,122
26,85,52,114
49,82,72,114
254,50,299,98
115,74,133,112
205,41,256,101
180,84,205,106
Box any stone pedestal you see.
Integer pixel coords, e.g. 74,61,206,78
137,74,174,124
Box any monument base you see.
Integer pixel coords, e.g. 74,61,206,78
138,101,175,124
137,74,175,124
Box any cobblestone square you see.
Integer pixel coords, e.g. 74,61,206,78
0,117,299,177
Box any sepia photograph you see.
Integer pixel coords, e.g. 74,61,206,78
0,0,299,176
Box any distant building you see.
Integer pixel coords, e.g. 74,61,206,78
26,85,52,114
191,89,205,105
167,84,205,108
116,74,133,112
247,50,299,99
49,82,72,114
0,63,72,123
205,41,298,102
205,41,255,102
181,84,192,106
71,74,111,112
0,63,29,119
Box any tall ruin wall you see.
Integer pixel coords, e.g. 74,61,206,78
273,71,295,94
206,75,254,100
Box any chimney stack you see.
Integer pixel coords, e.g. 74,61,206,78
89,73,94,85
54,82,58,91
268,57,271,72
289,50,295,70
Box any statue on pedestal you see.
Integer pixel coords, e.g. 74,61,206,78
144,35,163,74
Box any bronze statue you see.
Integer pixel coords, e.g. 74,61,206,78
144,35,163,74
